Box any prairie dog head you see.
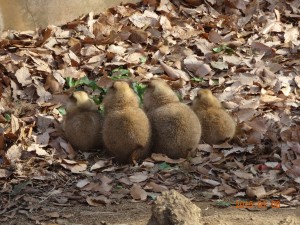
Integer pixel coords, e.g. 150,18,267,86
103,81,139,113
192,89,222,110
143,79,180,111
66,91,97,113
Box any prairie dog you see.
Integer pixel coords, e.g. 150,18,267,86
192,89,236,145
143,79,201,159
63,91,103,151
103,81,151,163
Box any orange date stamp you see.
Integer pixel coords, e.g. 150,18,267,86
235,200,280,209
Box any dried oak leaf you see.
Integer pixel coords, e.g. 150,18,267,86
151,153,186,164
86,195,111,206
129,172,148,183
15,67,32,86
6,144,23,164
130,184,148,201
90,160,107,171
144,182,168,193
61,159,87,173
246,185,266,199
0,169,13,178
159,61,190,81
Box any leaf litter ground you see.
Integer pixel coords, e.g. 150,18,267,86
0,0,300,224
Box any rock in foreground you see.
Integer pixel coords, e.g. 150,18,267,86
147,190,202,225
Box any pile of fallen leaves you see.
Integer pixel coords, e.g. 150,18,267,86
0,0,300,222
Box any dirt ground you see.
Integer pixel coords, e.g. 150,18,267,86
7,198,300,225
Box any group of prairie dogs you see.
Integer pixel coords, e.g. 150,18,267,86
62,79,236,164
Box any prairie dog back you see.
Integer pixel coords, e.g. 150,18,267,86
63,91,103,151
192,89,236,145
143,79,201,159
102,81,151,163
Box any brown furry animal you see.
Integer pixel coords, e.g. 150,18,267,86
102,81,151,163
143,79,201,159
192,89,236,145
63,91,103,151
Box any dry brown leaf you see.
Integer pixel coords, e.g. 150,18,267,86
151,153,186,164
90,160,107,171
233,170,254,180
0,169,13,178
159,61,190,81
76,179,90,188
6,145,23,164
246,185,266,199
61,161,87,173
144,181,168,193
86,196,111,206
15,67,32,86
130,184,147,201
11,115,20,134
129,172,148,183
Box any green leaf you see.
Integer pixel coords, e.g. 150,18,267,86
191,77,204,82
159,162,172,170
176,92,183,101
75,76,100,91
4,113,11,122
57,107,66,116
116,184,123,189
212,79,219,85
66,77,76,88
11,180,32,196
132,82,147,103
65,76,103,91
223,46,235,54
212,45,234,55
91,96,101,105
110,67,130,80
139,56,147,63
149,194,157,201
111,75,130,80
212,46,223,53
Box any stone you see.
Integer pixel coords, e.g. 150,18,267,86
147,190,202,225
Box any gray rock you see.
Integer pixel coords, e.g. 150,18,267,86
147,190,202,225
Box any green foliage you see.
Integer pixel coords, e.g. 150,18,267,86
57,107,66,116
211,79,219,85
91,95,102,105
116,184,123,189
212,44,235,55
11,180,33,196
139,56,147,63
149,194,157,201
176,92,183,101
110,67,130,80
132,82,147,103
65,76,107,105
191,77,204,82
159,162,172,170
4,113,11,122
66,76,102,91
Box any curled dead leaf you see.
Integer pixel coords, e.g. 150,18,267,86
130,184,147,201
86,195,111,206
246,185,266,199
159,61,190,81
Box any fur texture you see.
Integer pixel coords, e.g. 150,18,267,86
144,79,201,159
103,81,151,163
192,89,236,145
63,91,103,151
